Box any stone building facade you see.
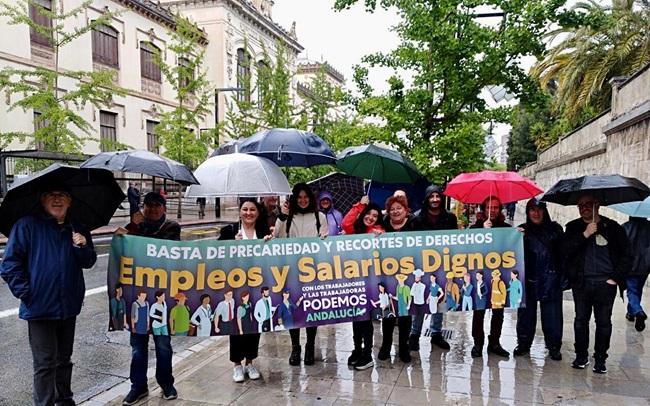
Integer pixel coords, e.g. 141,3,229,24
521,63,650,225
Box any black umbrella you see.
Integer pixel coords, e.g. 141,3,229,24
80,150,199,185
541,174,650,206
238,128,337,167
0,164,125,237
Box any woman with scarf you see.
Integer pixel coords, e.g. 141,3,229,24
513,198,564,361
341,196,385,370
275,183,328,366
219,199,271,382
318,191,344,236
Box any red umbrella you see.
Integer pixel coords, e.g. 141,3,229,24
444,170,543,204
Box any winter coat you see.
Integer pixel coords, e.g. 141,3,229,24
341,202,385,235
622,217,650,277
219,221,271,241
126,217,180,241
517,220,565,301
274,211,328,239
409,185,458,231
0,213,97,320
318,191,344,236
564,215,632,295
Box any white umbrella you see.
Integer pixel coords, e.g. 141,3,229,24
185,153,291,197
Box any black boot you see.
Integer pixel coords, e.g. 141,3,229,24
304,344,315,365
430,333,450,350
348,349,362,366
636,311,647,332
408,335,420,351
289,345,301,366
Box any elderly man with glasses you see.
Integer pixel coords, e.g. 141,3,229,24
564,193,632,374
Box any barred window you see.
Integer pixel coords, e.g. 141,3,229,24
236,48,251,102
146,120,159,153
92,24,119,68
29,0,53,48
99,111,118,152
140,42,161,83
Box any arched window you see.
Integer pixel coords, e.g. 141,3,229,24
236,48,251,102
140,41,161,83
92,24,119,68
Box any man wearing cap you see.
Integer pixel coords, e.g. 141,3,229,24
120,192,180,404
408,184,456,352
564,193,631,374
1,185,96,406
169,293,190,336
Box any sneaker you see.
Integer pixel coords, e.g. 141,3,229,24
408,335,420,352
123,389,149,405
354,355,374,371
233,365,245,383
593,360,607,374
626,313,635,322
571,356,589,369
377,347,390,361
635,311,647,332
347,349,361,366
430,333,451,350
470,345,482,358
549,349,562,361
162,387,178,400
245,364,260,380
513,346,530,357
487,344,510,358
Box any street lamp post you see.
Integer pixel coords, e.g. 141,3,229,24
212,87,244,218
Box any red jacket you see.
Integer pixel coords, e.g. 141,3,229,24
342,202,385,235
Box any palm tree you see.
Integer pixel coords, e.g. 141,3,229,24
532,0,650,122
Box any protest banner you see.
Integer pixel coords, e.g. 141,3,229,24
107,228,524,336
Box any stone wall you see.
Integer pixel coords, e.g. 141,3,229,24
521,63,650,226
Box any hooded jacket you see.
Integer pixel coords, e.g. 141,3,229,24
622,217,650,277
409,185,458,231
318,191,343,236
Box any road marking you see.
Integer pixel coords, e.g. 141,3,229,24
98,253,109,258
0,285,107,319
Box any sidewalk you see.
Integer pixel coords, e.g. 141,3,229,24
84,293,650,405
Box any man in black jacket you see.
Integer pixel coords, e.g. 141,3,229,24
564,193,632,374
121,192,180,404
409,185,456,352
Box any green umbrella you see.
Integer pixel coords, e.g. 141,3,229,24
336,144,422,184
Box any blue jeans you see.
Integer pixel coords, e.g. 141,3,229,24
411,310,443,335
129,333,174,393
627,275,648,316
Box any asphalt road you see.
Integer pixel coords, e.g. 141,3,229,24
0,227,222,405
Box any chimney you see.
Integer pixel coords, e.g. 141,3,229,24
609,76,628,117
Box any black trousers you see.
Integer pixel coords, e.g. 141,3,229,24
380,316,411,355
352,320,374,356
28,317,76,406
289,326,317,346
573,279,617,360
229,333,261,363
472,308,504,346
516,283,563,350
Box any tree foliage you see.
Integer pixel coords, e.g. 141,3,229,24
334,0,566,183
0,0,125,153
154,15,213,169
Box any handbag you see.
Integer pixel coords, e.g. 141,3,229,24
188,324,197,336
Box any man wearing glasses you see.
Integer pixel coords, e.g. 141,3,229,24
564,193,631,374
1,186,96,406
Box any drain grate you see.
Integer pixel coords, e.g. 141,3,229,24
423,328,453,340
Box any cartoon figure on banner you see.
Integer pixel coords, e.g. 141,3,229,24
237,291,257,335
508,270,523,309
150,290,169,336
170,293,191,336
392,274,411,316
475,271,488,310
190,294,213,337
110,283,127,331
445,272,460,311
371,282,395,319
461,274,474,311
427,274,444,314
215,290,236,335
254,286,275,333
491,270,507,309
409,269,427,329
131,290,149,335
276,289,304,330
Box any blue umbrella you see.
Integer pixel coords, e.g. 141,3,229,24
237,128,336,167
608,196,650,218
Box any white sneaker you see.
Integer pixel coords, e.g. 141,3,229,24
245,364,260,380
233,365,245,382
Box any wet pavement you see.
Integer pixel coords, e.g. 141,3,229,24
83,291,650,405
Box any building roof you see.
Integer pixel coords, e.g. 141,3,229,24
297,60,345,84
113,0,208,45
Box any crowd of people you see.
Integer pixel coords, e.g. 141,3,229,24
1,180,649,406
